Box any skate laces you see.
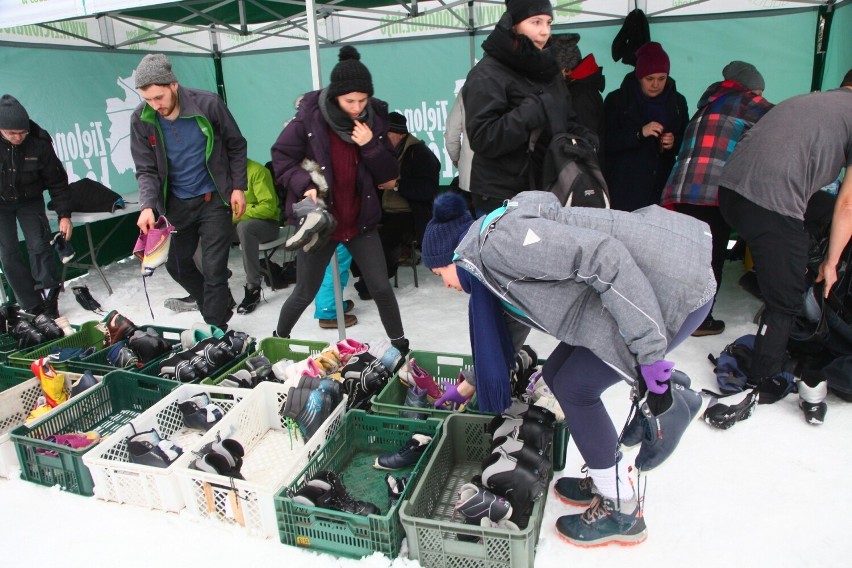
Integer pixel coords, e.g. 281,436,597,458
580,495,611,524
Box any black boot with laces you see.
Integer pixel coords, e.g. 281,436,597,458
237,284,261,314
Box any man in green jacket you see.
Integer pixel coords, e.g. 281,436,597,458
235,160,281,314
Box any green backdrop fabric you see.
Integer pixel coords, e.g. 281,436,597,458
0,4,849,192
0,47,215,196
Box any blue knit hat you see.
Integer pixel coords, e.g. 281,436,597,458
422,193,474,269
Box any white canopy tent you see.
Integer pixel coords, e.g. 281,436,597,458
0,1,845,90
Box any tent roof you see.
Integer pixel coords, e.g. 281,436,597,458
0,0,839,54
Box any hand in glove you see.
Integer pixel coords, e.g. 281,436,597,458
434,380,472,409
640,360,675,394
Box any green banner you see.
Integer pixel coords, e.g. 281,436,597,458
0,46,215,195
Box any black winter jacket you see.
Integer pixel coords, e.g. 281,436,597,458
603,72,688,212
0,120,72,218
566,66,606,169
463,12,572,204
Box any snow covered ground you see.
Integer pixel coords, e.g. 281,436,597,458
1,247,849,567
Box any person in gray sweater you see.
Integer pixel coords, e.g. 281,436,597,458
421,190,715,547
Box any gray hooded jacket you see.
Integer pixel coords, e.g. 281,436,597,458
454,191,715,379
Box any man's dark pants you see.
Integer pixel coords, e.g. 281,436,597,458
165,194,233,328
719,187,808,379
0,197,60,311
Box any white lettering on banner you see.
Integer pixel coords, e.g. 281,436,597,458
399,99,455,179
53,121,112,186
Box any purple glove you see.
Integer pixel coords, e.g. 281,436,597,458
434,381,471,409
640,360,675,394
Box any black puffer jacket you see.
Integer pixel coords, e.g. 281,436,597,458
463,12,572,205
0,120,72,218
603,72,688,212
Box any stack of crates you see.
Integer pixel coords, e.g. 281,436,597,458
203,337,328,387
399,413,549,568
6,321,103,370
172,381,346,537
83,383,251,511
371,349,570,471
9,371,176,495
67,324,184,376
274,411,442,559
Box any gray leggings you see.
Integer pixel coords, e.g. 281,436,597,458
276,229,404,339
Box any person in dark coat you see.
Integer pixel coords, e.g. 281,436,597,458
551,33,606,168
603,42,688,212
270,46,409,355
0,95,73,318
662,61,773,337
463,0,575,216
376,111,439,277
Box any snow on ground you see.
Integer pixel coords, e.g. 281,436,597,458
0,247,849,567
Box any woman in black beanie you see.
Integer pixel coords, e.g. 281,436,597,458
462,0,578,216
270,46,409,364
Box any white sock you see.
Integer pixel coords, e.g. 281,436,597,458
799,380,828,404
588,463,634,502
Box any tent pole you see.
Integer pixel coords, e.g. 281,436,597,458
210,26,227,103
467,0,475,69
306,0,346,340
810,1,835,92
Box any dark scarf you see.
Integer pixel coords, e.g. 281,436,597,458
481,12,561,83
631,77,673,127
319,88,375,144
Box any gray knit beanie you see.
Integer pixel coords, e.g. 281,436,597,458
134,54,178,89
0,95,30,131
723,61,765,91
551,33,582,72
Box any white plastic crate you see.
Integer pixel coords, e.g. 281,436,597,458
0,372,100,478
82,384,250,512
171,381,346,538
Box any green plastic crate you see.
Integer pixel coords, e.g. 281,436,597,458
0,334,19,363
66,325,185,375
202,337,326,386
371,350,473,421
9,371,177,496
6,321,103,370
0,364,33,393
399,413,547,568
371,350,570,471
274,411,442,559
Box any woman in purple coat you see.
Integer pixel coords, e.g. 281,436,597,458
270,46,408,356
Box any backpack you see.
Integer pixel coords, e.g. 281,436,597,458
532,102,610,209
540,129,611,208
708,334,755,394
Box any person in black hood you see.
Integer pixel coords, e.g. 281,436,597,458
551,33,606,169
0,94,73,318
462,0,576,216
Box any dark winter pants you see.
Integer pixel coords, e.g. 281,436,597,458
277,229,404,340
165,194,233,328
0,197,60,311
378,212,415,278
542,301,710,470
719,187,808,379
673,203,731,315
